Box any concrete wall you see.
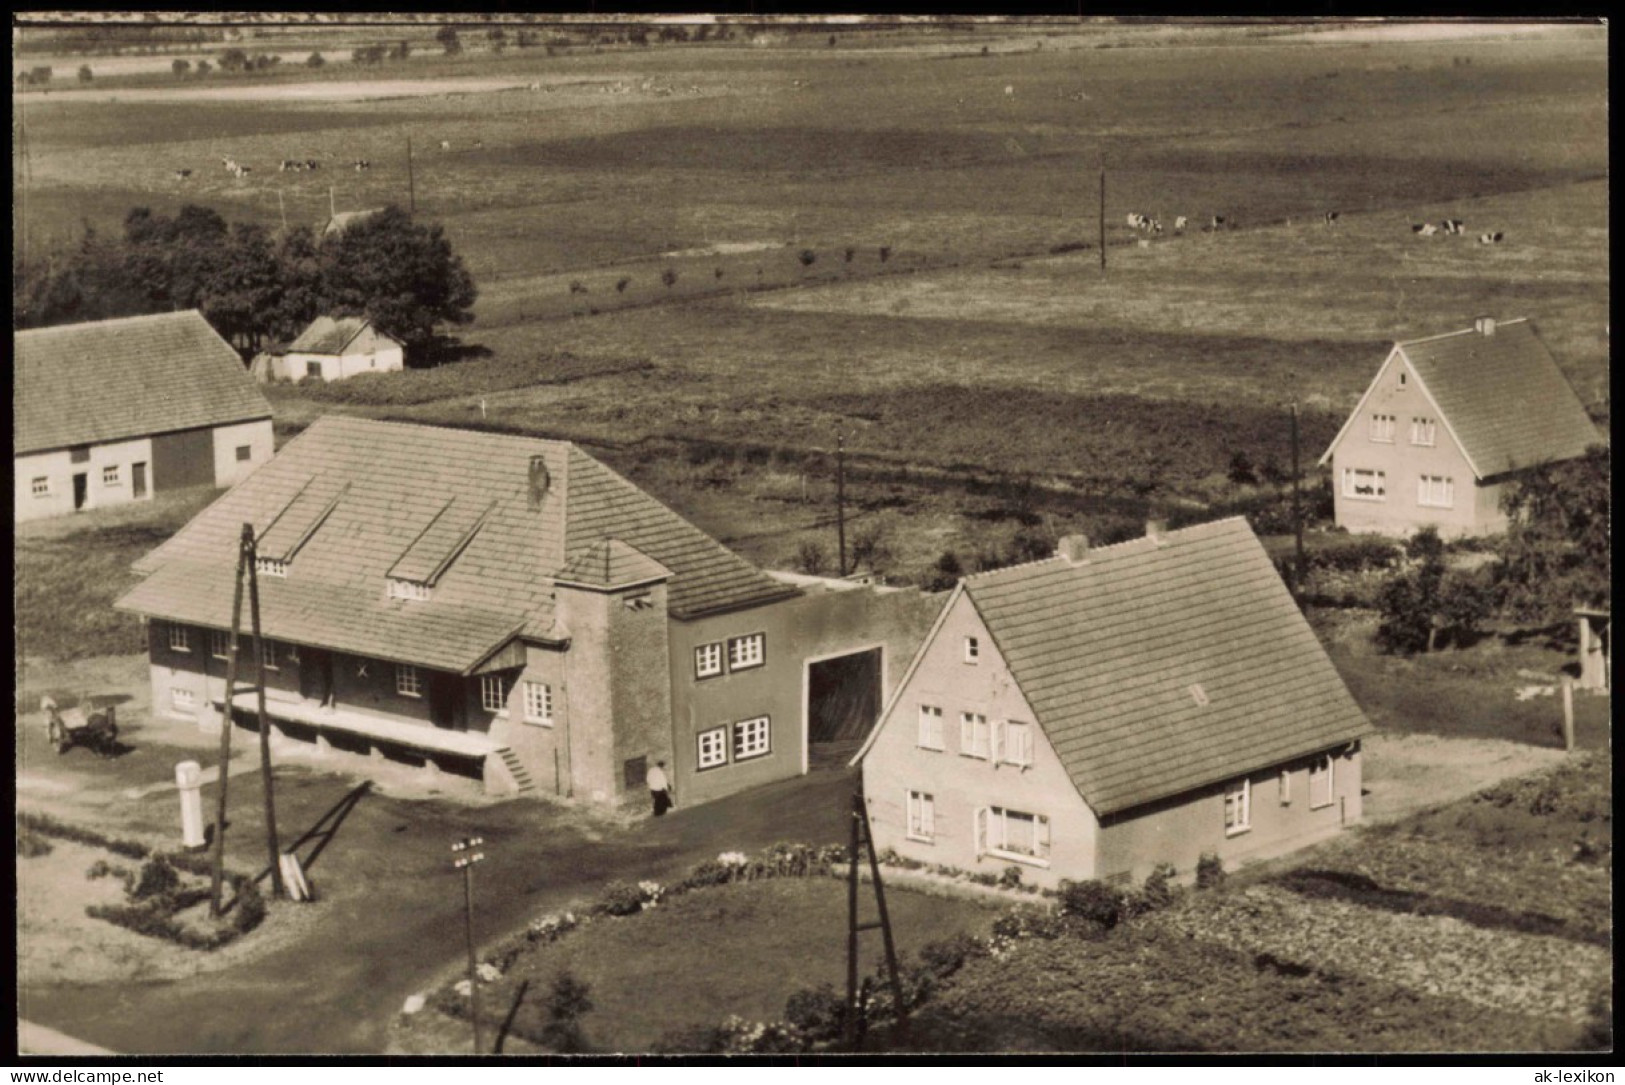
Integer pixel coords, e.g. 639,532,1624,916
15,436,153,523
1330,350,1488,539
668,584,941,808
861,590,1099,890
210,419,274,488
1095,744,1364,883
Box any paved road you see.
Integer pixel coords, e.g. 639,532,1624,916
19,740,857,1055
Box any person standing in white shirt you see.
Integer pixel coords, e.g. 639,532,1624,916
646,759,674,816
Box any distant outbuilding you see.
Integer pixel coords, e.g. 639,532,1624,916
251,316,405,383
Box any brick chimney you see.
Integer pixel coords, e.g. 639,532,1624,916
1055,534,1089,564
1474,316,1497,337
528,455,551,511
1146,519,1168,545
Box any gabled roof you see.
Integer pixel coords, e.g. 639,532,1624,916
286,315,386,356
14,311,272,456
1320,319,1600,478
955,518,1371,816
116,416,798,672
322,208,385,237
556,539,673,591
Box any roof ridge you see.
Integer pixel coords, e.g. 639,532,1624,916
963,516,1251,583
1398,317,1528,348
308,415,576,451
16,309,208,337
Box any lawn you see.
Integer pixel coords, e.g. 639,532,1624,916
449,877,996,1054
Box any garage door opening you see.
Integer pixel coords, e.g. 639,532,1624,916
806,647,882,759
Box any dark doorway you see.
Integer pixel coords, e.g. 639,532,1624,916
807,648,882,744
428,673,462,730
131,462,148,499
300,648,335,706
72,473,88,510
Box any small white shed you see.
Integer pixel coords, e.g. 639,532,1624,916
259,316,405,383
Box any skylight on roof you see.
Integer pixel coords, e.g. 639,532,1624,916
388,578,432,602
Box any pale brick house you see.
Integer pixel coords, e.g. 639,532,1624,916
251,316,405,383
116,416,937,806
15,311,273,523
855,518,1372,888
1319,318,1600,539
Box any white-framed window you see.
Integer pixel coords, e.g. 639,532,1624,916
917,704,944,750
1309,753,1334,809
906,790,936,843
697,726,728,770
235,445,252,462
1279,768,1291,805
210,629,232,659
256,557,287,578
481,675,510,715
523,680,553,725
1369,413,1396,442
171,687,196,713
1418,475,1454,508
102,464,121,486
167,624,191,653
260,639,279,671
733,715,771,760
1410,417,1437,446
1398,370,1408,388
996,719,1034,767
977,806,1050,864
695,642,723,679
959,712,990,759
1224,777,1251,835
727,633,765,671
964,636,980,663
388,578,431,601
395,663,422,698
31,476,50,497
1341,467,1387,501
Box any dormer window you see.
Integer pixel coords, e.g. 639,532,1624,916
256,557,288,578
388,578,432,602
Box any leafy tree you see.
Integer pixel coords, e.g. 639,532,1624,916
539,972,593,1053
660,267,677,289
317,205,477,360
77,64,94,83
1226,450,1258,485
1376,526,1495,653
196,60,212,76
391,40,411,61
219,48,249,72
1494,446,1611,622
516,28,538,48
306,51,325,68
172,58,191,77
436,25,462,55
488,26,507,53
796,540,828,576
925,550,963,593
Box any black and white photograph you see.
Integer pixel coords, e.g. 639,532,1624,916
12,12,1610,1061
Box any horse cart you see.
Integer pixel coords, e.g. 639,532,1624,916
42,695,119,757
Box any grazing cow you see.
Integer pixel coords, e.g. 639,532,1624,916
439,140,451,151
1479,231,1504,244
222,158,238,173
174,169,192,181
1126,213,1146,229
1413,223,1437,236
473,140,484,149
354,159,371,171
1174,215,1188,232
1441,218,1465,235
1323,211,1340,225
1210,215,1227,230
1148,219,1163,234
305,159,319,170
280,159,294,171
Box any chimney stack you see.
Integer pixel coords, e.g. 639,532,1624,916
1056,534,1089,564
528,455,551,511
1146,519,1168,545
1474,316,1497,337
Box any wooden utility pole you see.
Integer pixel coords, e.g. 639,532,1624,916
1098,166,1106,272
277,189,288,233
329,185,335,221
1561,677,1575,752
843,789,908,1052
246,535,286,899
836,434,848,577
406,135,415,214
1291,402,1306,599
452,837,487,1054
210,525,252,916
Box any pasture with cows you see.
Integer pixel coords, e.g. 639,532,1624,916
13,18,1609,1055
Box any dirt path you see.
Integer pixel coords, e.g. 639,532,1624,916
1360,731,1568,823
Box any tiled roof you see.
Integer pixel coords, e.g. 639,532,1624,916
116,416,797,671
15,311,272,455
1399,320,1598,478
963,518,1372,816
287,316,371,356
556,539,673,590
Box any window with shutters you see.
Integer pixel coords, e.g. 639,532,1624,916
1309,754,1334,809
1224,777,1251,835
697,726,728,770
917,705,944,750
694,642,723,679
959,712,989,759
979,806,1050,864
998,720,1034,767
906,790,935,843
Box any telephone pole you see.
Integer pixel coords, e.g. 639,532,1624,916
844,789,907,1051
406,135,415,214
246,533,285,899
1291,401,1306,601
452,837,487,1054
210,525,252,916
1098,165,1106,272
836,434,848,577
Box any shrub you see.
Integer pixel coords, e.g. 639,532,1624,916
568,280,587,294
77,65,93,83
616,277,630,293
714,267,724,280
925,550,963,592
918,931,987,980
661,268,677,289
795,539,828,575
306,51,325,67
799,249,816,268
878,245,891,263
1057,879,1125,928
844,247,856,263
783,983,845,1044
172,58,191,77
849,526,893,573
1195,853,1225,889
231,877,267,934
597,880,645,916
998,865,1023,890
539,971,594,1053
17,832,53,858
680,859,733,889
132,855,181,902
1141,862,1178,910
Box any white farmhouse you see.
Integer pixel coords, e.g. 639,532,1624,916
254,316,406,383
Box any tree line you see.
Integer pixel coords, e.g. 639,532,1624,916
13,204,477,364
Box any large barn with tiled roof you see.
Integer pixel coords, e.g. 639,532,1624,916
15,311,273,522
117,415,940,807
855,517,1372,886
1319,317,1602,538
